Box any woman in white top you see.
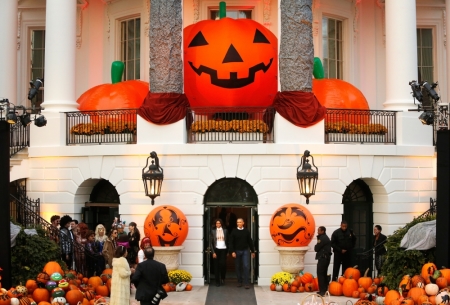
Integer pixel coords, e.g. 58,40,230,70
210,218,228,287
137,237,152,263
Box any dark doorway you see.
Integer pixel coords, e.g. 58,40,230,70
203,178,259,284
342,179,374,276
82,179,120,232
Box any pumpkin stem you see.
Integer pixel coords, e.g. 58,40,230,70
364,268,370,277
111,61,125,84
219,2,226,19
313,57,325,80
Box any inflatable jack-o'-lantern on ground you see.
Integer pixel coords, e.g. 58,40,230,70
144,205,189,247
270,203,315,247
184,16,278,107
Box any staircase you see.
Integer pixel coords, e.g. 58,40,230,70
10,147,28,170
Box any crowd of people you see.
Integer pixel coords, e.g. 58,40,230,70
49,215,145,277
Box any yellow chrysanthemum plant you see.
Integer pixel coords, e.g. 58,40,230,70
168,269,193,285
271,271,294,286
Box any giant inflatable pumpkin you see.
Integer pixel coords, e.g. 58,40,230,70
269,203,315,247
184,17,278,107
144,205,189,247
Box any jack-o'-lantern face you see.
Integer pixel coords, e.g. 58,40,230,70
144,205,189,247
269,203,315,247
184,17,278,107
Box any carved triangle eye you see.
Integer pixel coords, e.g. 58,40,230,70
188,31,208,47
253,29,270,43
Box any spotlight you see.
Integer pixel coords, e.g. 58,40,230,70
409,80,423,102
28,78,44,100
422,81,439,101
6,108,17,124
419,111,434,125
19,113,32,127
34,115,47,127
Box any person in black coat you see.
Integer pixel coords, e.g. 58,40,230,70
131,247,169,305
315,226,332,296
330,220,356,281
373,225,387,276
228,218,256,289
210,218,228,287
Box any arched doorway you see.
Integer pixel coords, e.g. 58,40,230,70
81,179,120,231
342,179,373,274
203,178,259,284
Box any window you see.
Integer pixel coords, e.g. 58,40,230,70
322,17,343,79
209,9,252,20
30,29,45,111
417,28,434,83
120,17,141,80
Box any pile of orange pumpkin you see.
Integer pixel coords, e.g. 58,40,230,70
326,263,450,305
269,272,319,293
0,261,113,305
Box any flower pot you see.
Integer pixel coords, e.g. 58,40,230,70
275,246,309,275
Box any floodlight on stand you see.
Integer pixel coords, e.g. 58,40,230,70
34,115,47,127
19,113,32,127
297,150,318,204
419,111,434,125
142,151,164,205
6,108,17,124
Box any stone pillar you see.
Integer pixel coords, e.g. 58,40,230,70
383,0,418,111
279,0,313,92
149,0,183,93
446,0,450,102
42,0,78,112
0,1,18,103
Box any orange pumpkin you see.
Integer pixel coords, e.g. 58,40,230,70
436,277,448,290
343,278,359,297
282,283,290,292
25,281,38,295
0,294,11,305
100,269,112,284
32,289,49,304
42,262,64,277
64,290,83,305
77,62,148,113
105,279,112,293
94,286,109,297
358,268,373,290
36,273,50,286
329,281,343,296
412,275,426,288
185,284,192,291
384,290,401,305
269,203,315,247
300,273,314,285
143,205,189,246
407,287,426,303
367,284,377,294
344,266,361,282
87,277,102,290
270,284,276,291
399,275,412,293
352,290,360,298
422,264,438,283
290,285,298,293
304,283,314,292
183,17,278,108
312,277,319,291
440,268,450,284
83,290,95,301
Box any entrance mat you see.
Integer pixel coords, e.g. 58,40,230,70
205,279,257,305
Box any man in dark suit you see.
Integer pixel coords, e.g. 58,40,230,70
315,226,332,296
131,247,169,305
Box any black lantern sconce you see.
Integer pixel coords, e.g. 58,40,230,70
297,150,318,204
142,151,164,205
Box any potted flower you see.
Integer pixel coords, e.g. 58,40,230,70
271,271,293,292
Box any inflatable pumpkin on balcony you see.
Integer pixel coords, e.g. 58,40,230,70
270,203,315,247
77,61,148,111
312,57,369,124
144,205,189,247
184,16,278,107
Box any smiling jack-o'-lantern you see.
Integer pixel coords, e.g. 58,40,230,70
184,17,278,107
269,203,315,247
144,205,189,247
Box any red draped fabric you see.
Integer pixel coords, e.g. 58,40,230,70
138,92,190,125
138,90,325,128
273,91,326,127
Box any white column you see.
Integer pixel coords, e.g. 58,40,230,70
42,0,78,112
0,2,17,103
383,0,418,111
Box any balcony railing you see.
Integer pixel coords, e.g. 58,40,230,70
186,107,275,143
65,109,137,145
10,121,30,156
325,109,396,144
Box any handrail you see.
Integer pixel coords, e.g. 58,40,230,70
10,120,30,157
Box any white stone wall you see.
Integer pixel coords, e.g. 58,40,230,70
23,150,436,286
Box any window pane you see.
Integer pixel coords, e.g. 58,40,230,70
128,20,135,39
322,17,343,79
328,19,336,38
120,17,141,80
209,9,252,20
417,28,434,82
329,39,336,60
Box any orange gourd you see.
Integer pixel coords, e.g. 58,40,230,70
65,290,83,305
83,290,95,301
407,287,426,303
343,278,359,297
300,273,314,285
87,277,102,290
42,262,63,277
270,284,276,291
77,62,148,113
418,295,431,305
422,264,438,283
100,269,112,283
440,268,450,284
399,275,412,293
358,268,373,290
304,283,314,292
351,290,360,298
378,285,389,297
435,277,447,290
0,294,11,305
282,283,290,292
291,281,299,288
344,266,361,282
384,290,401,305
25,281,38,295
329,281,343,296
143,205,189,247
269,203,316,247
32,289,49,304
412,275,426,288
185,284,192,291
183,17,278,108
94,285,108,297
290,285,298,293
